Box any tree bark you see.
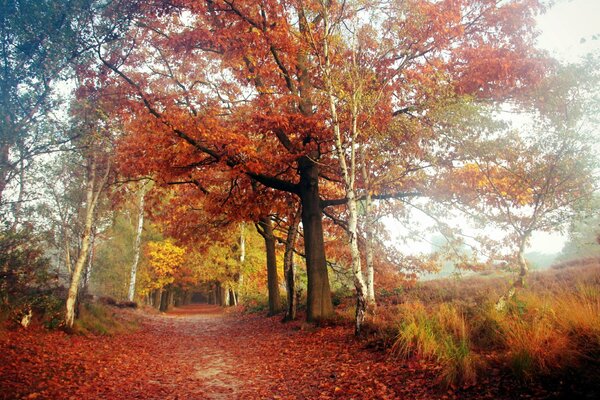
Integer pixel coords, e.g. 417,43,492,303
515,232,531,288
167,289,175,309
65,157,109,328
257,215,282,315
159,289,168,312
83,229,95,292
322,12,367,334
128,183,147,301
283,207,301,321
298,156,334,321
0,144,10,206
360,148,376,311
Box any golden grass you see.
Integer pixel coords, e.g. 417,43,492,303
382,262,600,386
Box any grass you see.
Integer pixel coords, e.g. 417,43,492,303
390,302,478,387
73,302,138,336
375,261,600,389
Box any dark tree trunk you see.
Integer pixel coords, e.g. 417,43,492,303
283,207,301,321
153,289,161,309
218,282,227,306
167,289,174,308
0,144,10,206
159,290,168,312
298,156,333,322
257,216,282,315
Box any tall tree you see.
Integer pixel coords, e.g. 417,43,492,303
100,0,547,322
127,180,149,301
64,98,113,328
0,0,140,210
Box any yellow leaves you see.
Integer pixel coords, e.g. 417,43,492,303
145,239,186,289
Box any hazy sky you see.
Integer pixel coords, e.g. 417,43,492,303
392,0,600,258
528,0,599,253
536,0,600,62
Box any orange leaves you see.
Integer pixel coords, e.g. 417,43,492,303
441,163,535,208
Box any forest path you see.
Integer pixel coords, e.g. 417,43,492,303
1,304,533,399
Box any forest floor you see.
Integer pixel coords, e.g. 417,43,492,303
1,304,557,400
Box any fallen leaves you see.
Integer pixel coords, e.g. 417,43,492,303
1,305,551,399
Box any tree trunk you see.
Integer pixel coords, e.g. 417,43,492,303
283,207,301,321
257,215,282,315
229,288,237,306
218,282,227,306
240,222,245,263
159,289,168,312
167,289,175,309
515,232,531,288
83,229,95,292
153,289,161,308
0,143,10,206
298,156,334,322
65,157,108,329
128,183,147,301
323,19,367,334
360,149,376,312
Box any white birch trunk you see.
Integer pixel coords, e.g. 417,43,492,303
360,149,376,308
322,8,367,335
65,157,109,328
128,183,147,302
84,229,95,289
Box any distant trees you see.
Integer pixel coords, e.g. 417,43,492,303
438,59,599,287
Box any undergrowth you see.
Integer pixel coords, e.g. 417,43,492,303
73,302,138,336
376,263,600,389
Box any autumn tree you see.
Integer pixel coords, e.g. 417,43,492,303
0,0,142,211
141,239,184,310
97,0,547,323
445,56,599,287
64,98,114,328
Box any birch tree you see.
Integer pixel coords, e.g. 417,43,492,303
128,180,149,302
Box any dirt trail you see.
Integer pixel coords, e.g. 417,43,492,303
1,305,542,399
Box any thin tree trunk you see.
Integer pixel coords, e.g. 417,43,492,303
0,143,10,206
83,229,95,291
240,222,245,263
231,288,237,306
283,207,301,321
322,10,367,335
360,148,376,311
515,232,531,288
257,215,282,315
65,157,109,328
128,183,147,301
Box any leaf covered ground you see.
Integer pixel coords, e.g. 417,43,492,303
1,304,556,399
